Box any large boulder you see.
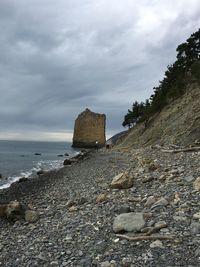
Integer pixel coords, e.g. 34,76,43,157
111,172,133,189
113,212,145,233
5,201,27,221
72,108,106,148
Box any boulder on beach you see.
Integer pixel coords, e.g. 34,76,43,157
113,212,145,233
111,172,133,189
5,201,27,221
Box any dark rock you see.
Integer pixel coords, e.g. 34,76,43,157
116,205,131,214
63,159,72,166
6,201,27,221
37,170,45,176
57,154,64,157
34,153,42,156
64,153,69,156
113,212,145,233
18,177,28,183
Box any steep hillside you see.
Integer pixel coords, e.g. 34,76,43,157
117,84,200,148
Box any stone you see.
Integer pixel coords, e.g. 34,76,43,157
193,212,200,220
183,175,195,182
5,201,26,221
151,197,168,209
111,172,133,189
144,196,157,207
150,240,164,249
116,205,131,214
96,193,107,203
100,262,112,267
25,210,39,223
113,212,145,233
148,162,159,171
72,108,106,148
190,222,200,234
63,159,72,166
193,177,200,190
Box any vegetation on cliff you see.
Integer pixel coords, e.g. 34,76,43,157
122,29,200,129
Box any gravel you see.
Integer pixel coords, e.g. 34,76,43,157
0,147,199,266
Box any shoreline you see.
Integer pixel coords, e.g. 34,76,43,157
0,149,91,204
0,147,200,266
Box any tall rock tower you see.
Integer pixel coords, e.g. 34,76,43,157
72,108,106,148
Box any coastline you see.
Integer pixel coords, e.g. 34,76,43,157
0,149,90,203
0,147,200,266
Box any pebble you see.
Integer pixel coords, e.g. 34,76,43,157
0,148,200,267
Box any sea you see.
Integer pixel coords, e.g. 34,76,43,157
0,140,79,190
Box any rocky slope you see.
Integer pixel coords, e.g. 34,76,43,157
117,84,200,148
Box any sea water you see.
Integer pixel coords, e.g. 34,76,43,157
0,140,79,189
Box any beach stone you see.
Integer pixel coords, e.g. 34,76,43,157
183,175,195,182
96,193,107,203
193,212,200,220
193,177,200,190
111,172,133,189
113,212,145,233
25,210,39,223
144,196,157,207
63,159,72,166
150,240,164,249
6,201,26,221
190,222,200,234
151,197,168,209
117,205,131,214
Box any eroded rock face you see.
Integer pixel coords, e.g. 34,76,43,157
72,108,106,148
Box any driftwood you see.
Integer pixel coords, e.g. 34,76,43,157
116,234,173,241
145,223,168,236
162,146,200,153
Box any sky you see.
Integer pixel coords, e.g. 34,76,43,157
0,0,200,142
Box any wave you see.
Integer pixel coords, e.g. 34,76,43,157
0,159,64,190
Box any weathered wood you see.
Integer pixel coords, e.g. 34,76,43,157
145,223,168,236
116,234,173,241
162,146,200,153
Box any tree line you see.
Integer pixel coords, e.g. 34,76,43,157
122,29,200,129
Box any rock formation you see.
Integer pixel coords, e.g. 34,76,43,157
72,108,106,148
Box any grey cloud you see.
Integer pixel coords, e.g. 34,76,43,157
0,0,200,140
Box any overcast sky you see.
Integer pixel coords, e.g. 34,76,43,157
0,0,200,141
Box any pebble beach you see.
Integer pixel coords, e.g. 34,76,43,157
0,147,200,267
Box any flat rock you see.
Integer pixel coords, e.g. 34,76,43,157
113,212,145,233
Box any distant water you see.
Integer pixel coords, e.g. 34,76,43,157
0,140,79,189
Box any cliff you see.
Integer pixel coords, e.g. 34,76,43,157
117,84,200,148
72,108,106,148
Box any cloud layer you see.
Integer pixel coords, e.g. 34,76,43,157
0,0,200,141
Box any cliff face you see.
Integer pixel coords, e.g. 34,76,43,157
117,84,200,148
72,108,106,148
